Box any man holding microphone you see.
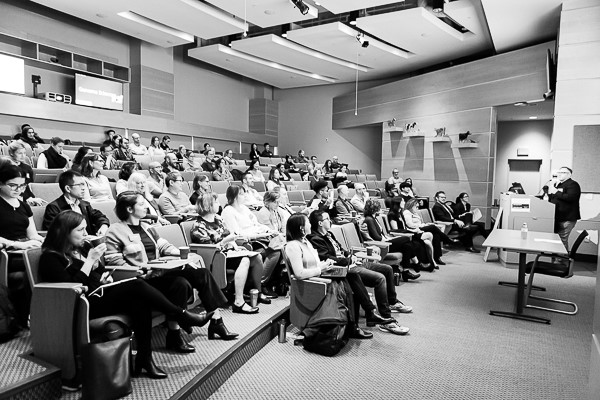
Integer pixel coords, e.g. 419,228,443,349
547,166,581,250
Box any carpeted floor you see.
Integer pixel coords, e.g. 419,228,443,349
208,250,596,400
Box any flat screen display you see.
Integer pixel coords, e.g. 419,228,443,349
75,73,123,111
0,54,25,95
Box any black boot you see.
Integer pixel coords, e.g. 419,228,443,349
208,318,239,341
166,329,196,353
134,354,168,379
176,310,214,333
402,269,420,282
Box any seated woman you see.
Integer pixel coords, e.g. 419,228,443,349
184,152,203,172
158,172,196,217
105,192,238,346
71,146,93,172
148,136,166,159
403,198,458,267
115,162,139,195
322,159,335,180
245,159,265,183
80,153,114,203
248,143,260,161
265,168,289,205
127,172,170,225
190,192,270,314
40,210,216,379
453,192,489,240
222,149,235,166
404,178,417,197
284,213,371,339
332,164,353,188
275,163,292,182
212,157,233,181
6,141,46,206
221,186,281,296
0,163,46,325
362,199,426,277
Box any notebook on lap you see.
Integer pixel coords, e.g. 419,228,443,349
320,266,348,278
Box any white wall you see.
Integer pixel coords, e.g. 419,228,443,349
495,120,553,200
275,82,383,176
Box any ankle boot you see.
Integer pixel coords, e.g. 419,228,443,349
402,269,420,282
134,354,168,379
176,310,214,333
208,318,239,341
165,329,196,353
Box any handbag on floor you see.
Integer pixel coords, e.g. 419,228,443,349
81,321,133,400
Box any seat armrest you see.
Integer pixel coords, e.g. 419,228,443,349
31,282,85,382
163,214,181,224
0,250,8,287
189,244,227,288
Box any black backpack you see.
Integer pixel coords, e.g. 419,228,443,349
0,284,21,343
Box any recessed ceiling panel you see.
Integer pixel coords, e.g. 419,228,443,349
316,0,403,14
481,0,562,53
130,0,247,40
205,0,318,28
231,34,369,81
30,0,194,47
188,44,336,88
287,22,411,78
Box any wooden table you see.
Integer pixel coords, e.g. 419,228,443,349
482,229,567,324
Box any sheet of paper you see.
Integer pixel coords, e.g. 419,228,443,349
472,208,482,223
310,199,321,209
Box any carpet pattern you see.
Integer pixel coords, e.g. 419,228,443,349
0,333,45,388
208,250,595,400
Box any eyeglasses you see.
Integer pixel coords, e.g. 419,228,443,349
174,179,184,182
438,196,446,199
5,183,27,191
68,183,86,188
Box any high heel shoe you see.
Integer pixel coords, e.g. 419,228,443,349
208,318,239,340
402,269,420,282
134,355,168,379
421,263,435,272
176,310,215,333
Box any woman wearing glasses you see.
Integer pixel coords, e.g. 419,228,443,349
80,153,114,203
158,172,196,217
0,163,45,327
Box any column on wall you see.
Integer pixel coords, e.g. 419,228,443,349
382,108,496,224
550,0,600,169
130,41,175,120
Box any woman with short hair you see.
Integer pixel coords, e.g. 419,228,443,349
127,172,169,225
115,161,139,195
157,172,196,216
6,141,46,206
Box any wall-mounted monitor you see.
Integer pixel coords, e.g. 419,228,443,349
75,73,123,111
0,54,25,95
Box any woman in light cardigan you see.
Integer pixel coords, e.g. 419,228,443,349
105,192,238,345
80,153,114,203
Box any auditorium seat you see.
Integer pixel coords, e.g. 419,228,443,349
32,168,61,183
254,181,266,192
211,180,231,194
102,170,120,181
30,182,62,202
179,220,227,289
93,200,118,223
133,155,152,169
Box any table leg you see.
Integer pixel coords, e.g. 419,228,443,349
489,252,550,324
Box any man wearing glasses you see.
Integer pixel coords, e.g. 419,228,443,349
547,167,581,250
42,170,110,235
129,132,148,155
432,191,479,253
385,169,403,198
147,161,166,197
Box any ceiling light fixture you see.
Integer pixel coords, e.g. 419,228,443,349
281,24,290,38
348,11,359,26
529,116,538,120
291,0,310,16
431,0,445,13
356,33,369,48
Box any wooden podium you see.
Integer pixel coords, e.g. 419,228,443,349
497,192,555,264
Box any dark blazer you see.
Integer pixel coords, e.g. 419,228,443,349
549,178,581,222
43,195,110,234
260,150,273,157
306,231,352,266
432,202,456,223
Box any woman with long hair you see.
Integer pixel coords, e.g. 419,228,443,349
190,192,270,313
41,210,215,379
105,192,238,344
148,136,166,158
453,192,488,240
71,146,93,172
212,157,233,181
115,161,139,195
266,168,289,204
245,159,265,183
127,172,170,225
403,198,458,267
80,153,114,203
248,143,260,161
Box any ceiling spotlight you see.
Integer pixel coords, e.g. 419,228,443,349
431,0,445,13
291,0,310,15
281,24,290,38
348,10,359,26
356,33,369,48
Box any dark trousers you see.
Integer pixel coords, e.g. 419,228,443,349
346,270,376,319
88,279,183,362
358,262,397,318
162,267,229,311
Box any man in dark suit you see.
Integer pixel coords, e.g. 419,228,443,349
42,170,110,235
432,191,479,253
548,166,581,250
307,210,411,336
260,143,273,157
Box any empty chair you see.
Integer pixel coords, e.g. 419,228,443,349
102,170,120,182
366,174,377,181
293,181,311,191
288,172,302,181
33,168,61,183
133,155,152,169
254,181,266,192
180,171,195,181
92,200,118,224
287,191,306,206
524,230,589,315
211,180,231,194
29,183,63,202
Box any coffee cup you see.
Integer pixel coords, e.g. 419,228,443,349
366,247,373,256
89,236,106,247
179,246,190,260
